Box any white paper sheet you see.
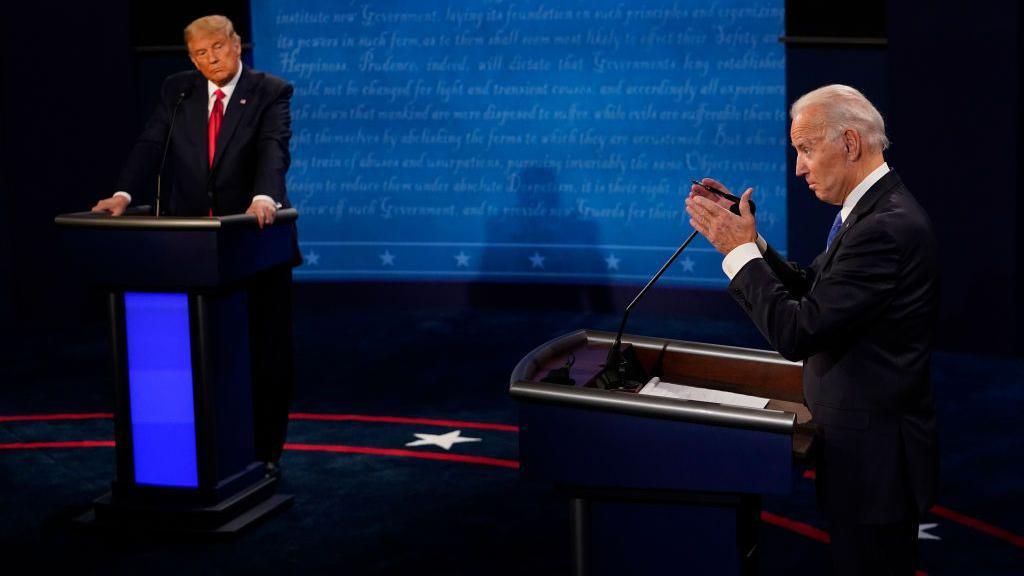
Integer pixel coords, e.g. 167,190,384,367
638,377,770,409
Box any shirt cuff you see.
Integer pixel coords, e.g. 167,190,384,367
722,242,763,280
755,234,767,253
251,195,281,209
113,191,132,204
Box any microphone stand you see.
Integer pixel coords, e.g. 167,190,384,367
595,230,699,391
155,89,191,218
595,192,756,391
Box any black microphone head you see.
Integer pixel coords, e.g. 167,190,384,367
178,86,194,100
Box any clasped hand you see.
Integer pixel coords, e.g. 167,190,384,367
684,178,758,255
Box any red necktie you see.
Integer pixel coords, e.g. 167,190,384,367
208,89,225,216
208,89,225,168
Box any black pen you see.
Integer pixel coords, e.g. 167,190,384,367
690,180,756,215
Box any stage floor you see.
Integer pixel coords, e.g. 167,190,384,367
1,302,1021,574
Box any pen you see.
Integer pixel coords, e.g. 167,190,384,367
690,180,756,215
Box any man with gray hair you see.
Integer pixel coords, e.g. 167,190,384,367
686,84,939,574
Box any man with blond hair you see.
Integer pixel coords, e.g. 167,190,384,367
686,85,939,574
93,15,297,473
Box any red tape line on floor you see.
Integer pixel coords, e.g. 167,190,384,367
284,442,520,468
0,440,115,449
0,413,113,423
289,413,518,432
0,412,519,432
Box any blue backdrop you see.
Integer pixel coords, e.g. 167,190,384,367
251,0,786,285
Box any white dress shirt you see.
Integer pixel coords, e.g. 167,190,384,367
115,61,278,211
721,162,890,279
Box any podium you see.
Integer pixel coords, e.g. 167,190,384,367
510,330,813,576
55,208,298,534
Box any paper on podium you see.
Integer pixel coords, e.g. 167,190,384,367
639,377,770,409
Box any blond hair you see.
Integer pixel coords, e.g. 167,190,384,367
790,84,889,152
184,15,238,44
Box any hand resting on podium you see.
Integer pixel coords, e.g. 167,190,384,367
91,195,130,217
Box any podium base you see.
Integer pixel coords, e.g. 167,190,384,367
75,476,293,536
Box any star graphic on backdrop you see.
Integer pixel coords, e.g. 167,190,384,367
454,251,471,267
680,255,696,273
379,250,396,266
303,250,320,266
918,523,940,541
405,430,481,451
604,253,620,270
529,252,546,269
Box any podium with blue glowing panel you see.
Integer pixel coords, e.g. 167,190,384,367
510,330,813,576
55,209,298,533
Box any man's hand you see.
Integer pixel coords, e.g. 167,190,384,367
91,195,130,216
247,199,277,229
685,187,758,255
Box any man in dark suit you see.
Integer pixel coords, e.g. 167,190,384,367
685,84,939,575
93,15,296,471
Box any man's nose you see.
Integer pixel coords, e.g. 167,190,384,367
795,158,808,177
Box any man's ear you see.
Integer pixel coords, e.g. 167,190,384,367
843,129,860,160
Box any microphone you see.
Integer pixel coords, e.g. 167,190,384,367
154,85,193,217
594,182,756,390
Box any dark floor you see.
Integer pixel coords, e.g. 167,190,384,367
1,288,1022,574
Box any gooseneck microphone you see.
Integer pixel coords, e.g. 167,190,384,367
154,85,193,218
595,183,756,390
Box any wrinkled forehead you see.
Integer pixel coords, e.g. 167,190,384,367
789,109,828,145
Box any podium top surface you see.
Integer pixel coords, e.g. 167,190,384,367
54,208,299,289
54,208,298,230
510,329,806,434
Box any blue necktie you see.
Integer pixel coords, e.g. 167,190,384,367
825,211,843,252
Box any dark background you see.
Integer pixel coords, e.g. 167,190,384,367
1,0,1021,388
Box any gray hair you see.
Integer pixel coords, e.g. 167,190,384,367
790,84,889,152
184,15,239,44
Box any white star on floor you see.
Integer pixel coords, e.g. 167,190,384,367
379,250,396,266
454,251,471,267
918,523,941,541
303,250,320,266
529,252,546,268
604,253,620,270
405,430,481,451
680,255,695,273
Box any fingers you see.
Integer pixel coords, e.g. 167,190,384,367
739,188,753,217
91,198,126,216
689,184,719,204
249,204,276,229
685,196,716,237
701,177,731,196
691,178,735,210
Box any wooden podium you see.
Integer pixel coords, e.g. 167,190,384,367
510,330,812,576
54,208,298,534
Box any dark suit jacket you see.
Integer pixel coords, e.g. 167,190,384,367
729,170,939,524
117,67,293,216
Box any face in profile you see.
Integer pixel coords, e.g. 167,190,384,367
790,108,855,206
187,29,242,86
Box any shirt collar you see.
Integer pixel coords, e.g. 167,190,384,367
841,161,889,221
207,61,243,103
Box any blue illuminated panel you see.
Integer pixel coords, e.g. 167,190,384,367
124,292,199,488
